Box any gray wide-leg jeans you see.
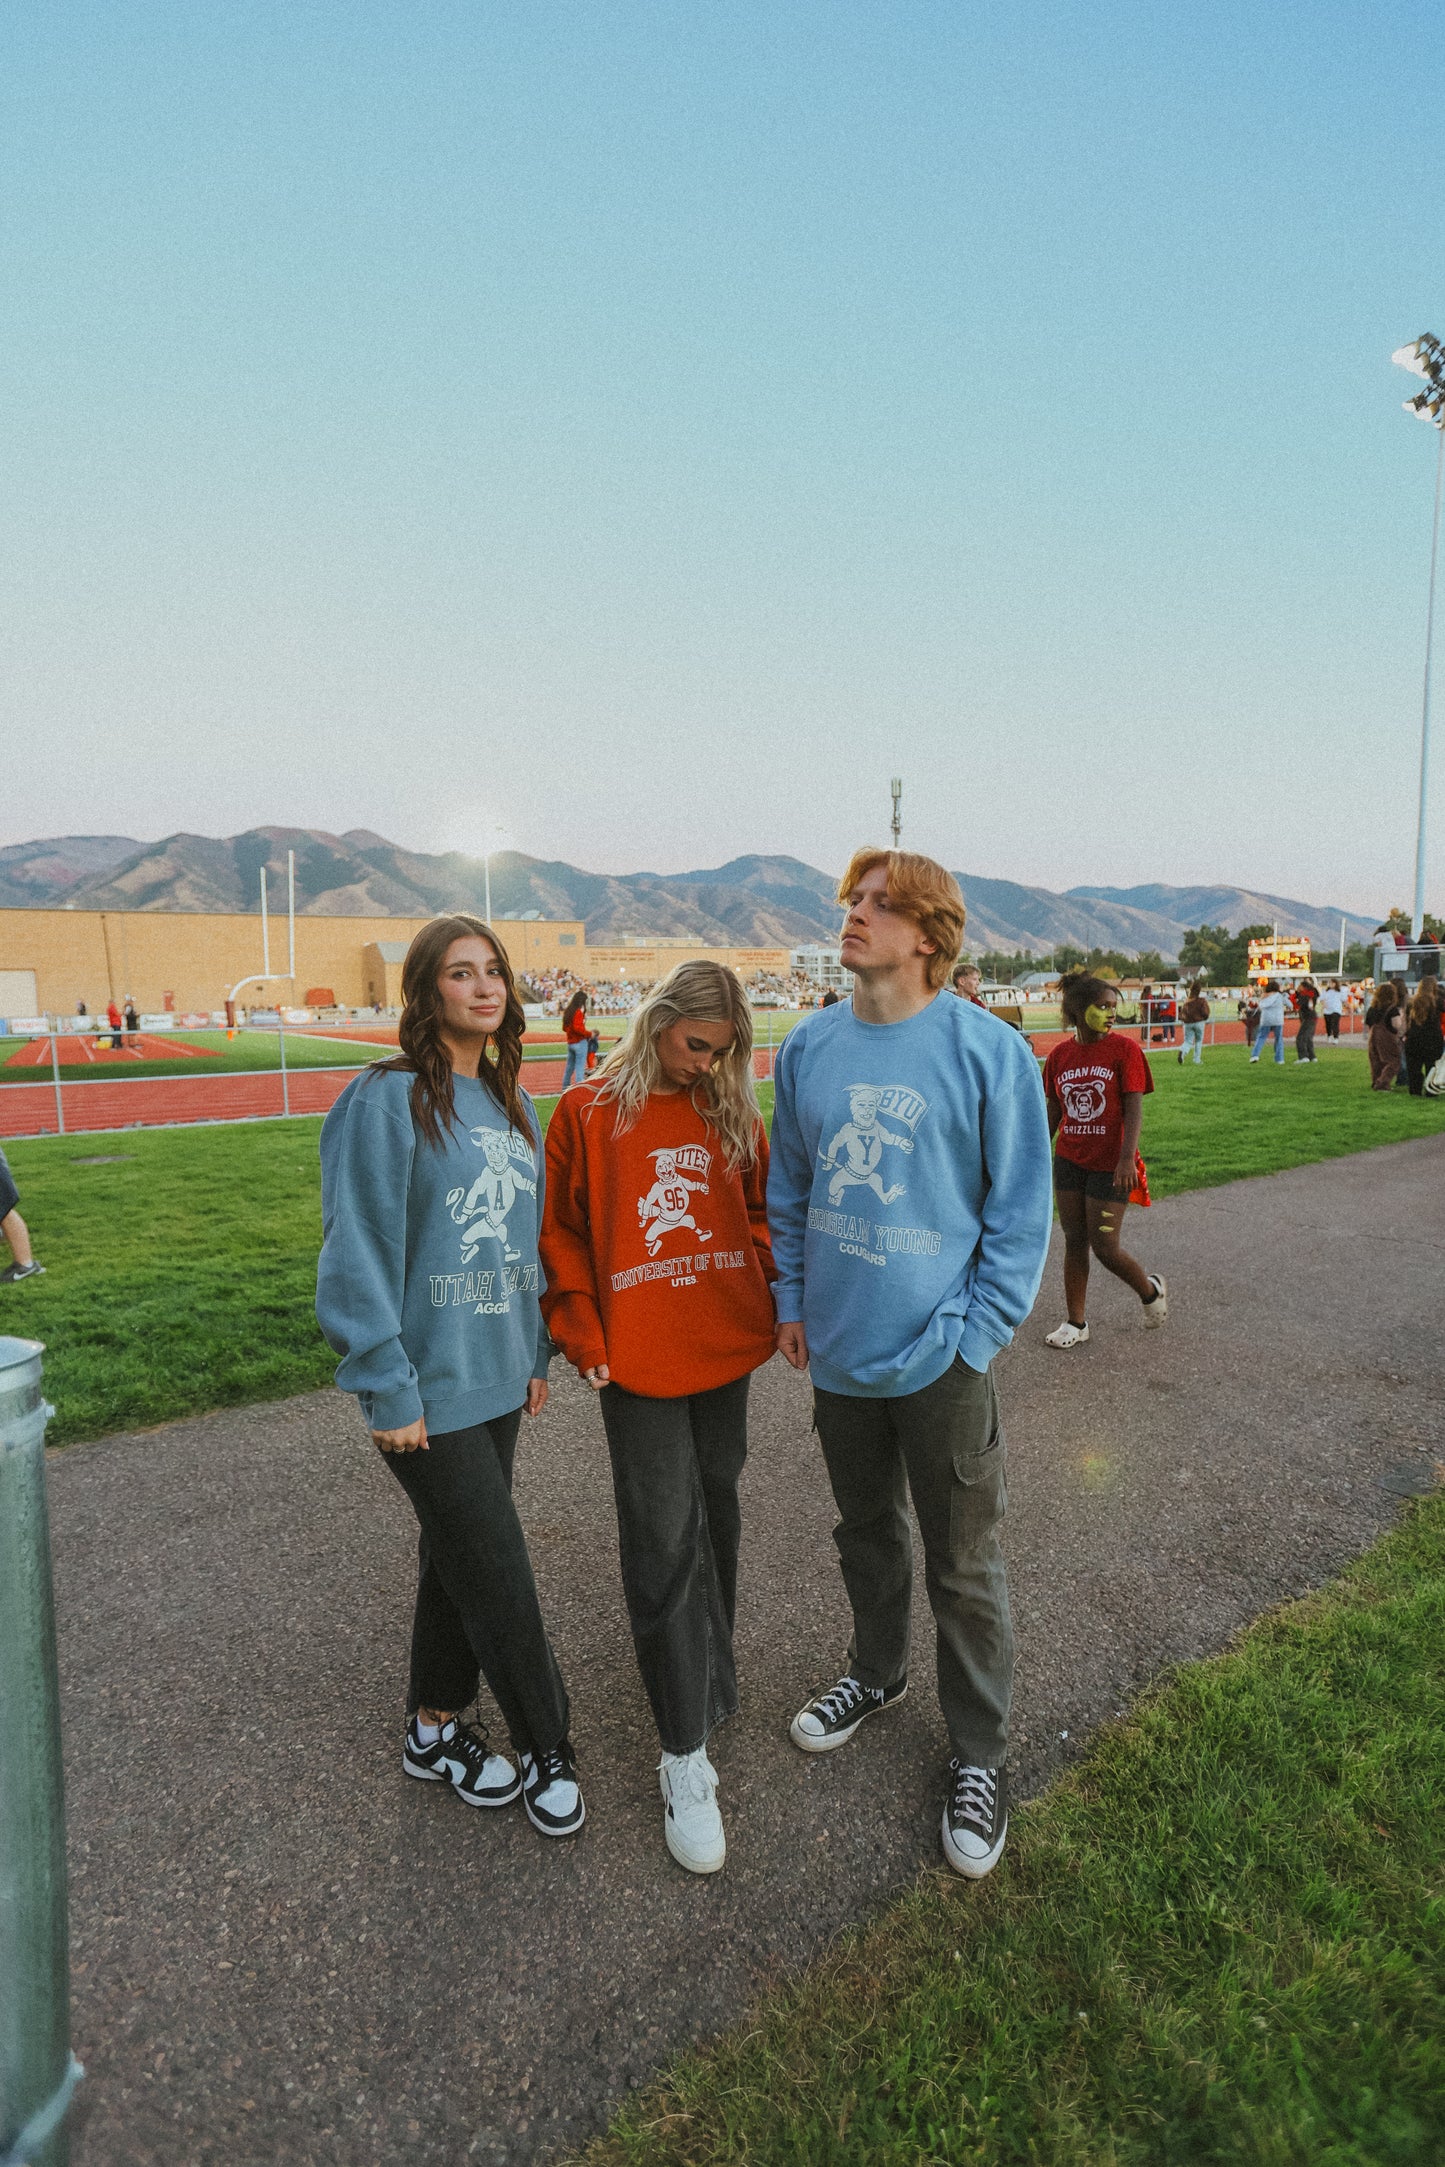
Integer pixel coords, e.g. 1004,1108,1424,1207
812,1354,1012,1767
598,1374,749,1756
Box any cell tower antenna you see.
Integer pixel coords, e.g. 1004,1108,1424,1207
890,777,902,848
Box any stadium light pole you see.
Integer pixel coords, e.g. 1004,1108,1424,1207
1391,335,1445,941
480,824,508,925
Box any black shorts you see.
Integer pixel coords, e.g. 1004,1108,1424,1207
1053,1155,1120,1202
0,1146,19,1220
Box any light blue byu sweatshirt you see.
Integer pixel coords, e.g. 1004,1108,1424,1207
316,1066,551,1435
767,993,1052,1395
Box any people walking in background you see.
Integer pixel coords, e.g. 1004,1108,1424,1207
1241,991,1260,1050
1249,980,1287,1066
560,988,593,1089
541,961,776,1876
769,848,1052,1883
1178,982,1209,1065
1043,973,1166,1352
1403,980,1444,1097
0,1145,45,1284
1138,983,1156,1043
820,988,841,1007
1293,978,1319,1064
1365,983,1405,1090
106,996,122,1049
1321,981,1345,1042
123,995,139,1047
315,914,584,1842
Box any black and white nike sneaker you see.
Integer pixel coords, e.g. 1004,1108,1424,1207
941,1761,1008,1879
402,1716,521,1808
789,1671,908,1753
520,1738,585,1837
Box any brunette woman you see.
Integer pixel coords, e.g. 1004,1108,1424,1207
1365,982,1405,1090
540,961,776,1875
316,914,583,1837
1042,972,1166,1349
1403,979,1444,1096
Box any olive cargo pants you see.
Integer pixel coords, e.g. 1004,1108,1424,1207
812,1354,1012,1767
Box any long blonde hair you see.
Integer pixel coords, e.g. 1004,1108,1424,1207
594,960,760,1171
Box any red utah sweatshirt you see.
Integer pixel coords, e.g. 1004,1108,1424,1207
540,1083,776,1398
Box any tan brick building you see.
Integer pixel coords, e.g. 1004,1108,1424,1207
0,910,586,1016
0,911,790,1017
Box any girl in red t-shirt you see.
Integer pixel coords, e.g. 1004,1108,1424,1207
1040,972,1167,1350
560,989,596,1089
540,960,776,1877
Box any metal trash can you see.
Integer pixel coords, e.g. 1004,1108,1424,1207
0,1337,82,2167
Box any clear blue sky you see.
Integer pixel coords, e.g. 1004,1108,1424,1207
3,2,1441,914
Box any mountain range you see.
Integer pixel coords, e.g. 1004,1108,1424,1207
0,828,1380,962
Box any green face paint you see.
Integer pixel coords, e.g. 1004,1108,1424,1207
1083,1003,1114,1034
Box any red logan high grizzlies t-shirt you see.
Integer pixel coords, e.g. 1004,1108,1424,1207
1043,1032,1154,1172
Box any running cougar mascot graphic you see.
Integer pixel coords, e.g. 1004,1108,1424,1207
447,1129,537,1264
638,1144,713,1257
819,1084,926,1208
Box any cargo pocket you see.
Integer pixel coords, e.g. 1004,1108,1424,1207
948,1374,1006,1552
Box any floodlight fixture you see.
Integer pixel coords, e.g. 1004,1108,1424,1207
1392,335,1445,940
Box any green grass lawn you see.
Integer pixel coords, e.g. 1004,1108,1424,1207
1,1043,1439,1448
0,1011,804,1086
571,1493,1445,2167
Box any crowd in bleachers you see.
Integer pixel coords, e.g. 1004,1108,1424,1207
521,965,827,1016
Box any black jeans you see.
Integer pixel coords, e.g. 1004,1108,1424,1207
1324,1013,1340,1041
385,1411,570,1756
812,1355,1012,1768
598,1375,750,1755
1296,1017,1316,1061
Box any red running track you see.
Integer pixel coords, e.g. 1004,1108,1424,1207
0,1029,1363,1140
0,1053,783,1139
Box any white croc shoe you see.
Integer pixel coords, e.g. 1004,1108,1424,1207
1142,1274,1168,1326
1044,1321,1090,1350
659,1748,725,1875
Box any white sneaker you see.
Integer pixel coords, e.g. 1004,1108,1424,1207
1044,1320,1090,1349
1143,1274,1168,1326
659,1747,725,1874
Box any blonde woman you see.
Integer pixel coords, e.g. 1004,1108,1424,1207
540,962,777,1874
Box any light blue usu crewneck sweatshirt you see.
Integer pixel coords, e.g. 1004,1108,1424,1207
316,1065,551,1435
767,993,1052,1395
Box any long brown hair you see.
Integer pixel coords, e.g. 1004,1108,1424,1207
1408,978,1441,1027
373,914,530,1148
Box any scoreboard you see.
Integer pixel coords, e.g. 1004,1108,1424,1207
1247,938,1311,980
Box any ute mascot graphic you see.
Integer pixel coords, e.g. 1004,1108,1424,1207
637,1144,713,1257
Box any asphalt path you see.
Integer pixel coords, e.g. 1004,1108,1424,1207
47,1135,1444,2166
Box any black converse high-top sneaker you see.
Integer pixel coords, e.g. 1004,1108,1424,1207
789,1671,908,1753
941,1761,1008,1879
